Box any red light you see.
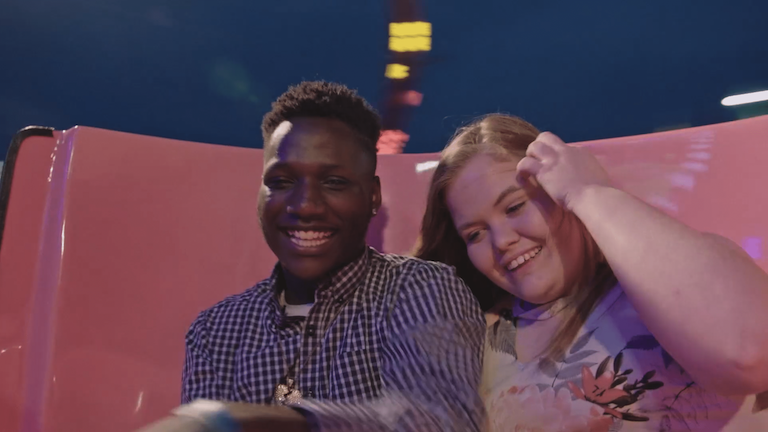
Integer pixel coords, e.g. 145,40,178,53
377,130,410,154
399,91,423,106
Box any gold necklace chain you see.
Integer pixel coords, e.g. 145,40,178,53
273,292,355,405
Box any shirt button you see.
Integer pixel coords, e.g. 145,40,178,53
306,325,316,337
335,296,345,305
306,387,315,397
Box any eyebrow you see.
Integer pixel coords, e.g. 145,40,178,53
456,185,521,233
494,185,521,207
263,161,344,172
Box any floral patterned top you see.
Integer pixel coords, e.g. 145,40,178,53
481,284,768,431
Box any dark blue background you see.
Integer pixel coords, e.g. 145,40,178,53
2,0,767,155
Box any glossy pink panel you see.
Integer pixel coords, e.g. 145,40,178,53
366,153,443,255
0,133,59,432
580,115,768,271
0,115,765,432
46,127,270,432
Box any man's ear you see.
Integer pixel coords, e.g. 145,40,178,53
371,176,382,214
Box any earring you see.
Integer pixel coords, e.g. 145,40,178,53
372,208,378,216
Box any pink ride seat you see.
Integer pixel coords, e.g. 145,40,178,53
1,116,766,432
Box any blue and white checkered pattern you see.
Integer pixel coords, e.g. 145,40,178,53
182,248,486,431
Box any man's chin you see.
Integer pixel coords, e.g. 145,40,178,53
279,256,336,282
276,243,366,282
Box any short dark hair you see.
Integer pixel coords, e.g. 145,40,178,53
261,81,381,163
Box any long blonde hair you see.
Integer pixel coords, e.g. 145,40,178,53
414,114,616,359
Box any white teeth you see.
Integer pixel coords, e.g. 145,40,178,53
288,230,333,240
506,246,543,271
286,230,334,248
290,237,330,248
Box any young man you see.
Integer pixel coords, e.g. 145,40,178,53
136,82,486,432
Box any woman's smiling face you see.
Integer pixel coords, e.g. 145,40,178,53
446,153,586,304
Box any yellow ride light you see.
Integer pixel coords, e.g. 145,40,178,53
385,64,410,79
388,21,432,52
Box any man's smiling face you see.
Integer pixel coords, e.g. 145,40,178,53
258,116,381,281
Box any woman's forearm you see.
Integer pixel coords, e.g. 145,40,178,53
571,185,768,395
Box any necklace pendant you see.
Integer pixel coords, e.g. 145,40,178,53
274,377,303,405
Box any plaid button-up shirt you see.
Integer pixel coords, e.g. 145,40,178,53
182,248,486,431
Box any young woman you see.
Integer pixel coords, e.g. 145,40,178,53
415,114,768,431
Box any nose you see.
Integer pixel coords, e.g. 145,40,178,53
491,223,521,254
287,180,326,218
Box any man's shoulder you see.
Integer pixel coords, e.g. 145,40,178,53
372,250,458,279
193,279,273,326
369,250,483,323
370,250,468,298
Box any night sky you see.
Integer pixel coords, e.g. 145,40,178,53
2,0,767,156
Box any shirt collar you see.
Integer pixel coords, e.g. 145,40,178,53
317,247,370,302
267,247,371,320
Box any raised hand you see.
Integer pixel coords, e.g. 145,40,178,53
516,132,613,211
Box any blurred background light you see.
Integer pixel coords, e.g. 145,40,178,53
721,90,768,106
